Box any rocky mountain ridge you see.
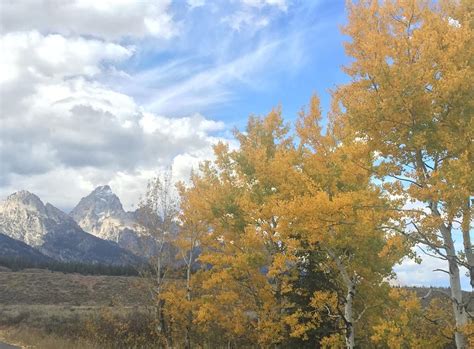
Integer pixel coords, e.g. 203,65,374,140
70,185,157,257
0,190,140,265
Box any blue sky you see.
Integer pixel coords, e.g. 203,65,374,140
115,0,349,131
1,0,354,208
0,0,469,289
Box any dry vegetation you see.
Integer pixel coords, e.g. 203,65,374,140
0,268,146,306
0,268,471,349
0,268,153,348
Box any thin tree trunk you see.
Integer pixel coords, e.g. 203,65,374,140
154,253,174,348
157,298,173,348
184,251,193,349
441,224,468,349
427,195,469,349
462,199,473,289
327,248,356,349
344,280,356,349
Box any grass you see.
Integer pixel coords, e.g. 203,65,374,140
0,268,154,348
0,305,152,348
0,268,147,306
0,326,100,349
1,268,470,348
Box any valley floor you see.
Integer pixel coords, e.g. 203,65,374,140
0,268,151,348
1,268,470,348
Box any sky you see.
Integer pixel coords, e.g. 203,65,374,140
0,0,469,289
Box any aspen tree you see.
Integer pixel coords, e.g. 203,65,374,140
336,1,473,346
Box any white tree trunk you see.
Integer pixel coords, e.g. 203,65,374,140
426,196,469,349
441,225,468,349
462,199,473,289
344,280,356,349
327,248,356,349
184,246,194,349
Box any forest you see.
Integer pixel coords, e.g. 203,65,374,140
133,1,473,348
0,256,139,276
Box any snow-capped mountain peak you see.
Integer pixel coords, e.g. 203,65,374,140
0,190,53,246
0,189,141,265
4,190,47,215
71,185,125,220
69,186,151,255
94,184,112,194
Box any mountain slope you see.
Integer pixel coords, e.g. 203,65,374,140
0,191,140,265
0,232,54,264
70,185,156,256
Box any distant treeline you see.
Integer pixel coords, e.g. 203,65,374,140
0,255,139,276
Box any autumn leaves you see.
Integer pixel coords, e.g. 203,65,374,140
147,1,472,347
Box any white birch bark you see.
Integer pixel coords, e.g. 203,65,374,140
462,199,473,289
440,223,468,349
327,248,356,349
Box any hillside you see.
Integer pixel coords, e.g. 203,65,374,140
0,269,147,306
0,234,54,265
1,268,470,310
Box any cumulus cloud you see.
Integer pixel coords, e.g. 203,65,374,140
394,244,470,290
0,0,318,211
0,3,228,210
0,31,133,119
0,62,225,207
0,0,177,40
0,0,302,210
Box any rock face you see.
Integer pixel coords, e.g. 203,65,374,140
0,191,140,265
0,232,54,264
0,191,49,247
70,185,155,256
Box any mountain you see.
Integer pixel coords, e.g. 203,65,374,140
0,232,54,264
70,185,157,257
0,191,140,265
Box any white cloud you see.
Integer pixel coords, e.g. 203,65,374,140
0,64,228,207
187,0,206,9
0,0,177,40
134,36,302,115
0,78,228,209
241,0,288,11
395,256,448,288
222,11,270,31
0,1,306,214
0,31,133,113
172,150,213,184
139,113,224,137
394,246,470,290
221,0,288,31
0,15,229,210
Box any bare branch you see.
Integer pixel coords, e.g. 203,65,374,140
387,174,423,188
324,305,341,319
433,268,450,275
421,288,432,300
